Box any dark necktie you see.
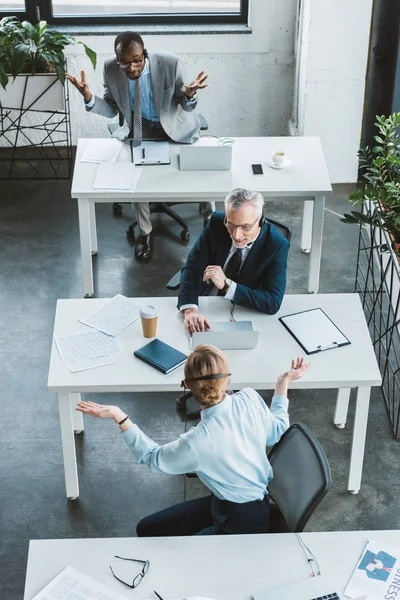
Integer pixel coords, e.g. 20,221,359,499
217,248,243,296
225,247,244,281
132,77,142,147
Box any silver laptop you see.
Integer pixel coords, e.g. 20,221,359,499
179,145,232,171
191,320,259,350
252,575,341,600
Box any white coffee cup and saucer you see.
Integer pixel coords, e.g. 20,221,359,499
268,151,291,169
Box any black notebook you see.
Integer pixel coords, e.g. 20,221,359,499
134,338,188,374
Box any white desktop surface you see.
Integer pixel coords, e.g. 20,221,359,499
48,294,379,393
48,295,380,499
71,136,331,200
24,531,400,600
71,136,331,297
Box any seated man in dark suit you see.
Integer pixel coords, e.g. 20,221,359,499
176,187,290,410
178,187,290,334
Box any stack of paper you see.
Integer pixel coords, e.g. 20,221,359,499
55,329,119,372
93,163,142,191
79,294,140,336
80,138,123,163
31,566,128,600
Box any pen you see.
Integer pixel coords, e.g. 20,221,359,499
142,148,146,160
130,141,134,164
154,592,164,600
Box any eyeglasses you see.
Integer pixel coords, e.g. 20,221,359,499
224,215,260,233
116,54,145,69
109,556,150,589
181,373,231,389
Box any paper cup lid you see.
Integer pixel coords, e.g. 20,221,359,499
140,305,158,318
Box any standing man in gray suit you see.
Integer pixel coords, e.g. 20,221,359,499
67,31,208,259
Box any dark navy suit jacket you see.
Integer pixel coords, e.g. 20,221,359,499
178,212,290,314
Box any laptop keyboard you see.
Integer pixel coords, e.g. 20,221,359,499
312,594,339,600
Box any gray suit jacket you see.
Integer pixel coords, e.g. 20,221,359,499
86,52,200,144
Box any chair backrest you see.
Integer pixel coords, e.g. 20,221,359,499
266,217,292,242
267,423,331,532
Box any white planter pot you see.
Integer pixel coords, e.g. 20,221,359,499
0,73,65,112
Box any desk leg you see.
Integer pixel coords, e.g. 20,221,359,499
348,385,371,495
89,202,98,255
334,388,350,429
57,392,79,500
71,393,84,434
301,201,313,254
308,195,325,293
78,198,94,298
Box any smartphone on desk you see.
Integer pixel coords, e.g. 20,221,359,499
252,163,264,175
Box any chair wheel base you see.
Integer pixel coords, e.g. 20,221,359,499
126,228,135,240
180,229,190,241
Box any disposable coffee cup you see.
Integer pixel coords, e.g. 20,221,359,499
272,151,286,167
140,305,158,338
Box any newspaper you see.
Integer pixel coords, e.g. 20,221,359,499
344,540,400,599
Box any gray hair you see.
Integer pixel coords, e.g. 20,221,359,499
224,188,264,213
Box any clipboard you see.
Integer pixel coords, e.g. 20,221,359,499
279,308,351,355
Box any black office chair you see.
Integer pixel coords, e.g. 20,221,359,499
166,216,292,290
111,114,209,242
267,423,332,533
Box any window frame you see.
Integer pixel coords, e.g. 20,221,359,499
0,0,248,26
0,1,37,21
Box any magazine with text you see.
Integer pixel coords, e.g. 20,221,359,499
344,540,400,599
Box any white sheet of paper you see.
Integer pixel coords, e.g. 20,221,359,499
134,141,170,164
68,355,116,372
93,163,142,191
31,565,128,600
79,294,140,336
55,330,119,363
80,138,123,163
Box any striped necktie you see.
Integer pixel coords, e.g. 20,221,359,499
132,77,142,147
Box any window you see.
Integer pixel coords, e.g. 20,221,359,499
0,0,248,25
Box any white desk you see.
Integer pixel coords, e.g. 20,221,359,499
48,294,381,500
24,531,400,600
72,136,332,297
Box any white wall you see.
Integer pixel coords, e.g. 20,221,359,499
301,0,373,183
64,0,298,141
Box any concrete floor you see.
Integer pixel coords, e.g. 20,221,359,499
0,181,399,599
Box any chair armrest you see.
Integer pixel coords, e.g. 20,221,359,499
166,270,181,290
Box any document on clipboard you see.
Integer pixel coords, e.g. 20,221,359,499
133,141,170,165
279,308,351,355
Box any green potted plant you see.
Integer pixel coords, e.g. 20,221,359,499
341,112,400,257
0,17,96,110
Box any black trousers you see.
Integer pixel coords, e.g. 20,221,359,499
136,493,269,537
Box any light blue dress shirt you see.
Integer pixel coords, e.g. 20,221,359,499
127,59,160,122
85,59,159,122
122,389,289,503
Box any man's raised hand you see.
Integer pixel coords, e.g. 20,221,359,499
184,71,208,99
66,70,93,103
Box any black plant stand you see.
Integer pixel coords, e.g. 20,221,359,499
355,203,400,438
0,75,72,179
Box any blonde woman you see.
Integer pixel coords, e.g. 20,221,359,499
77,345,310,536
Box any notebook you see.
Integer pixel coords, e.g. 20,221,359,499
134,338,187,374
252,574,341,600
279,308,350,355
